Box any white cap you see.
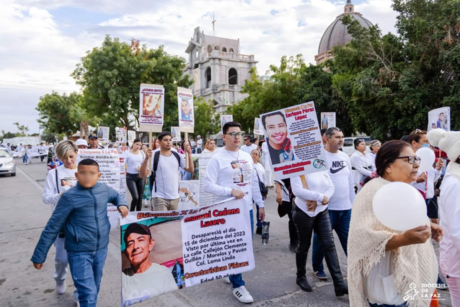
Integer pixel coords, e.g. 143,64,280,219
428,129,460,161
75,139,88,147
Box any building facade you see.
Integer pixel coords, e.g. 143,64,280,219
184,27,258,113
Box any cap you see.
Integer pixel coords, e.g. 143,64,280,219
88,133,98,140
75,139,88,147
123,223,151,245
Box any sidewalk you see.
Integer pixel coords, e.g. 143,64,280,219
0,161,451,306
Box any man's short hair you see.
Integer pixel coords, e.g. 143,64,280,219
158,132,171,141
325,127,342,139
261,111,286,130
223,121,242,135
320,128,327,136
78,159,99,171
124,223,151,246
439,113,444,116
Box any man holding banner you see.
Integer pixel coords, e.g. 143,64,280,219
204,121,265,304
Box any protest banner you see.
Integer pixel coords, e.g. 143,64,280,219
116,127,127,144
428,107,450,131
98,126,110,142
178,87,194,133
260,101,327,181
77,149,121,228
139,84,165,132
171,127,181,142
119,198,254,306
320,112,336,130
220,115,233,134
198,153,215,207
254,118,263,135
128,131,136,145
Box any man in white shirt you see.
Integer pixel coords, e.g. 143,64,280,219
196,135,203,154
312,127,355,281
39,143,47,162
204,121,265,304
240,135,257,154
122,223,178,305
140,132,193,211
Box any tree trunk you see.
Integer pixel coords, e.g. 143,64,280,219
80,122,84,139
84,122,89,141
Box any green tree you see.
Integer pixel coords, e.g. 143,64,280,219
40,130,58,144
36,92,79,138
12,122,29,136
69,97,100,140
193,98,220,140
72,36,192,130
0,131,17,141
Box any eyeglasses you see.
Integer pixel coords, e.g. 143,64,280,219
396,156,421,164
226,132,243,138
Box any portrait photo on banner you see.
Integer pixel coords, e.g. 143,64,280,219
171,127,181,143
260,101,327,181
139,84,165,126
428,107,450,131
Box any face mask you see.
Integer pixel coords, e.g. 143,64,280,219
421,144,430,148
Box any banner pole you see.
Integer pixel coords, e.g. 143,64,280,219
185,132,189,169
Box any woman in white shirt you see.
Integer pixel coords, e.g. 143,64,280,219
367,140,381,171
351,138,373,192
261,141,274,188
125,139,146,211
42,140,79,295
202,139,216,154
291,171,348,297
251,149,267,234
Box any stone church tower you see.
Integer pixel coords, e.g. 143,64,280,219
184,27,257,113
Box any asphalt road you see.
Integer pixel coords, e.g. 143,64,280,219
0,159,452,306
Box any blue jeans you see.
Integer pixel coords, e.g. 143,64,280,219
67,247,108,307
369,303,407,307
230,210,254,289
23,154,28,163
312,209,351,273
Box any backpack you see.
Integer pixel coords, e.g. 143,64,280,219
150,151,181,192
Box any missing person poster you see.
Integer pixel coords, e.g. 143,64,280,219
260,101,327,181
320,112,336,130
116,128,127,144
128,131,136,145
98,126,110,142
254,118,263,135
171,127,181,143
178,87,194,133
77,149,121,228
120,198,254,306
220,115,233,134
139,84,165,132
428,107,450,131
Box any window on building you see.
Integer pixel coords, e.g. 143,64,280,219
214,46,220,51
222,47,227,52
229,48,234,53
228,68,237,85
205,67,211,88
207,45,212,53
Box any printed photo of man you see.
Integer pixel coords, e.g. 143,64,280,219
437,112,447,130
180,99,193,121
261,111,295,165
122,223,177,305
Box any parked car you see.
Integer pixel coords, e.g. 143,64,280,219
342,137,373,156
0,148,16,176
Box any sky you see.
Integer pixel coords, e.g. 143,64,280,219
0,0,398,135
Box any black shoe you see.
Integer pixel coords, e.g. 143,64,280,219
289,243,297,253
334,284,348,297
296,277,313,292
256,227,262,235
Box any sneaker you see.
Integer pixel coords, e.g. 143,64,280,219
313,271,328,281
73,290,80,307
256,227,262,235
233,286,254,304
224,276,232,284
55,283,66,295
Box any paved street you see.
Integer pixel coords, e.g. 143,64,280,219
0,159,452,307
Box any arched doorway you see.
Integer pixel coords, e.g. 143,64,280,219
228,68,237,85
205,67,211,88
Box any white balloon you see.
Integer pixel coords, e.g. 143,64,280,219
372,182,427,231
416,147,436,172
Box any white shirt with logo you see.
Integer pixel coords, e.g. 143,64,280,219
325,150,355,210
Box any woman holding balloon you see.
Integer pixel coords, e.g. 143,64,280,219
348,140,443,307
428,129,460,306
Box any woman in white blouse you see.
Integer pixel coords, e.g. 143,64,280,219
291,171,348,296
351,138,373,192
125,138,146,211
251,149,266,234
367,140,381,171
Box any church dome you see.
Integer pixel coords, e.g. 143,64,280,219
316,0,372,63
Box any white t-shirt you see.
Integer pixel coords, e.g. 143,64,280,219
196,139,203,150
253,162,266,184
204,149,264,209
291,171,334,217
325,150,355,210
42,165,78,210
151,151,186,199
125,151,145,174
240,144,258,154
190,141,196,148
122,263,177,305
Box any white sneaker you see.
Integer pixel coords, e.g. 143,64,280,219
224,276,231,284
73,290,80,307
233,286,254,304
55,283,66,295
